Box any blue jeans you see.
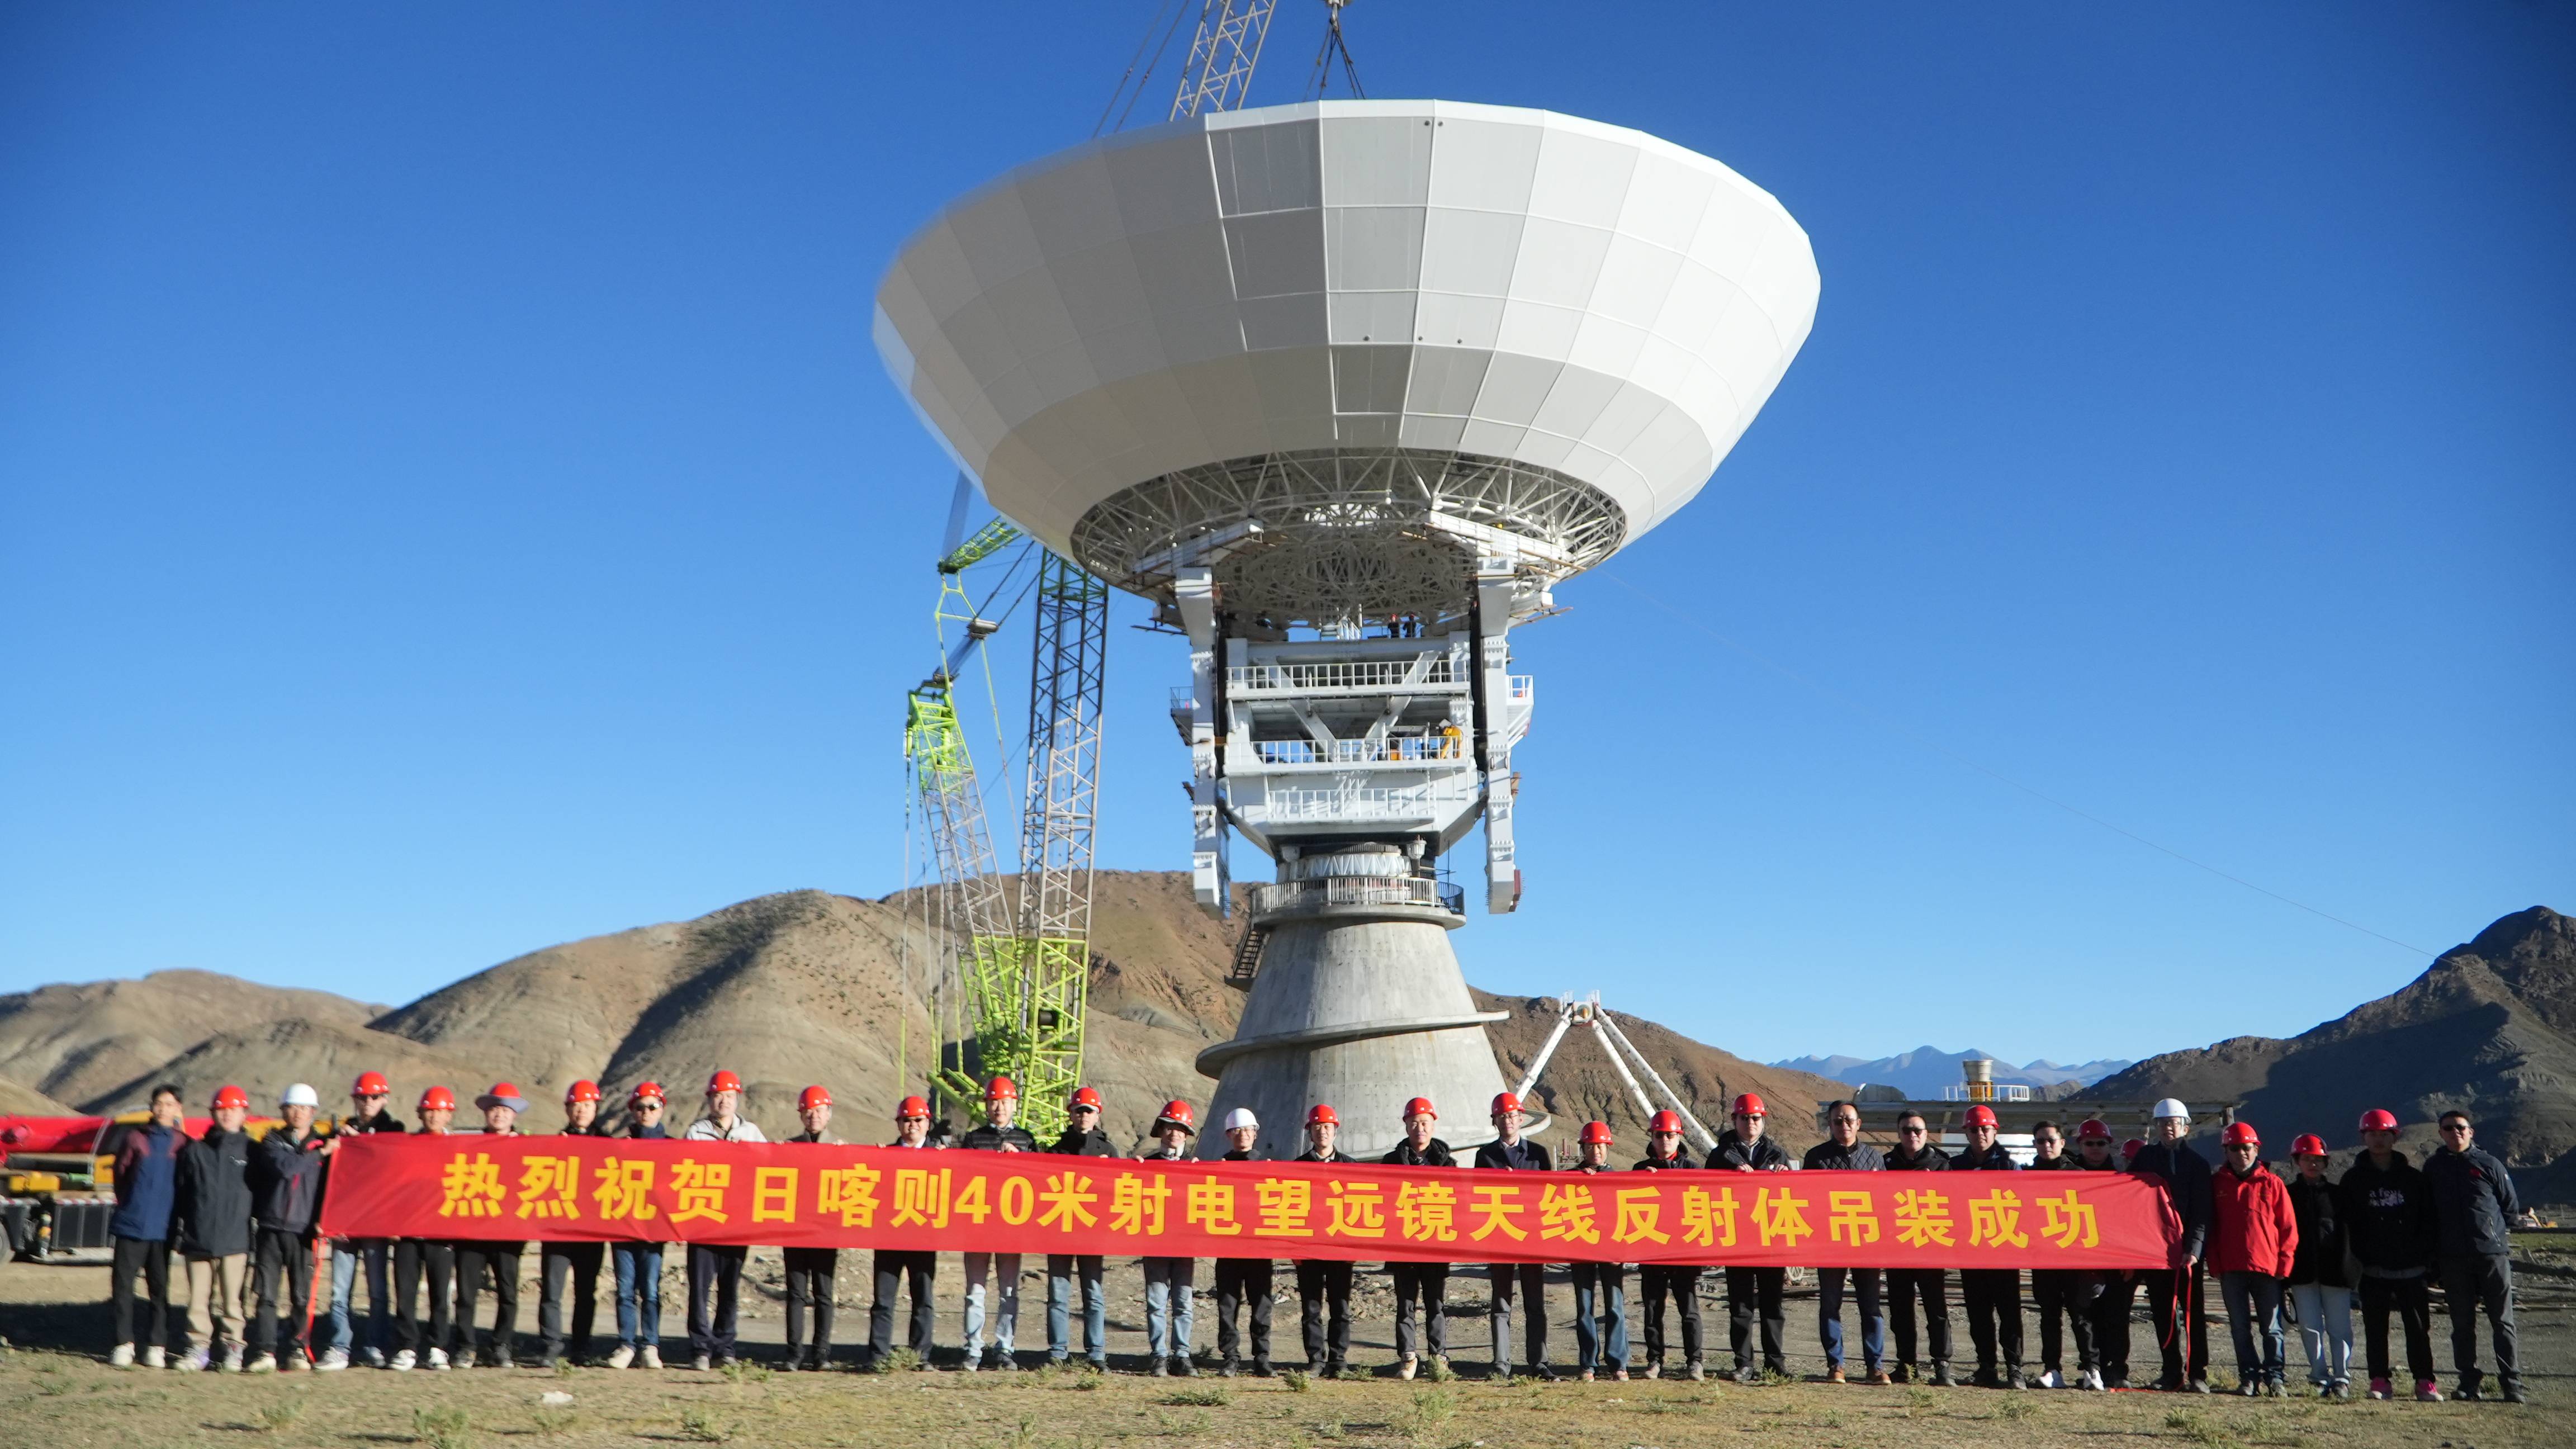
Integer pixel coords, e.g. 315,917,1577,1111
2288,1282,2351,1388
2219,1271,2286,1386
328,1241,392,1356
1818,1267,1886,1372
1570,1262,1628,1372
1048,1255,1107,1363
1143,1258,1196,1359
612,1243,663,1348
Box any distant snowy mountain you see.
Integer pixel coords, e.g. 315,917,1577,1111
1771,1045,2135,1098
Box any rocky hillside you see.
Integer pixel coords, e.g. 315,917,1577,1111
0,872,1835,1150
2094,906,2576,1199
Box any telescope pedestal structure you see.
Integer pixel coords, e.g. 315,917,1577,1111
1196,876,1513,1162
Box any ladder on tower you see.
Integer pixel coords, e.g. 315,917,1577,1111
1225,920,1271,989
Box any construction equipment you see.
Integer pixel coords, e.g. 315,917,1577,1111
1513,993,1721,1154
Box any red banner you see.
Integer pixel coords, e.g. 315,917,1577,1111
318,1137,2180,1269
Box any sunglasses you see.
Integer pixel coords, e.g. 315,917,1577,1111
1899,1126,1928,1135
358,1092,389,1100
2439,1123,2470,1133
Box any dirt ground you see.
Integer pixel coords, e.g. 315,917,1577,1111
3,1237,2570,1449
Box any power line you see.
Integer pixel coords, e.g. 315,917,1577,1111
1598,570,2435,959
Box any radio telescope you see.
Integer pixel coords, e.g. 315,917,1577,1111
876,100,1818,1156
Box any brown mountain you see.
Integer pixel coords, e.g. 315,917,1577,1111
0,872,1831,1151
2092,906,2576,1197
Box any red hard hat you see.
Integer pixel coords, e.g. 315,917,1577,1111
799,1085,832,1111
1731,1093,1767,1118
565,1079,602,1105
896,1095,931,1120
2224,1122,2261,1147
1069,1086,1103,1111
1649,1109,1684,1134
1156,1099,1196,1133
1403,1096,1437,1121
352,1071,391,1098
629,1081,665,1105
419,1085,457,1112
2121,1138,2146,1160
986,1075,1019,1102
1490,1091,1523,1117
707,1069,744,1095
1579,1120,1614,1146
2358,1107,2399,1134
211,1085,250,1111
1964,1104,1999,1129
2077,1117,2112,1142
2291,1134,2328,1158
1306,1104,1340,1127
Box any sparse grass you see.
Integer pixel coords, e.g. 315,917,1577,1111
1905,1386,1937,1410
1994,1395,2037,1420
2165,1408,2234,1446
871,1347,922,1375
719,1357,773,1385
1163,1386,1229,1406
530,1407,577,1438
678,1404,737,1442
255,1395,308,1432
1307,1422,1344,1441
1066,1371,1104,1391
1422,1355,1456,1384
413,1405,471,1449
1280,1368,1311,1393
1815,1407,1845,1428
1404,1387,1457,1438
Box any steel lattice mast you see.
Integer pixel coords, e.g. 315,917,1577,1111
1008,551,1107,1137
1172,0,1278,118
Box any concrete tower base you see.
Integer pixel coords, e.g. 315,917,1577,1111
1196,901,1515,1161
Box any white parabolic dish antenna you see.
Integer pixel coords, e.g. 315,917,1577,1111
875,100,1818,1156
874,98,1818,628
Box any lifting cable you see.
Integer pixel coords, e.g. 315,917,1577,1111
1305,0,1365,101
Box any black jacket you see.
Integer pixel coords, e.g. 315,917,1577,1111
1707,1130,1792,1172
2130,1139,2215,1262
1802,1140,1884,1172
626,1121,667,1140
1222,1147,1262,1163
1886,1143,1950,1172
1294,1148,1348,1165
1381,1138,1457,1168
961,1122,1040,1153
175,1125,256,1258
1051,1125,1120,1158
1953,1140,2019,1173
337,1109,408,1137
1632,1149,1697,1172
2029,1153,2084,1172
2339,1150,2435,1275
1474,1137,1552,1171
2286,1175,2348,1286
251,1128,329,1235
2423,1145,2520,1258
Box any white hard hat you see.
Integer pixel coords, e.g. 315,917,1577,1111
2151,1098,2190,1121
280,1083,320,1109
1223,1107,1259,1132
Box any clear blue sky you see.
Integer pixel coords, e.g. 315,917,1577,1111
4,4,2569,1071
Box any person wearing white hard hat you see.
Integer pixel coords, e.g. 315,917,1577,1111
1474,1091,1554,1380
1044,1086,1118,1369
1380,1097,1456,1379
245,1084,337,1372
2131,1099,2215,1393
1210,1106,1275,1376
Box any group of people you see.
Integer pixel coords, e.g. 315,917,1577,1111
97,1072,2528,1403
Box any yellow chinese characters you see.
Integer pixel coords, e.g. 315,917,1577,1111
593,1158,656,1222
1395,1180,1457,1243
1752,1186,1813,1249
1253,1178,1312,1238
1612,1187,1669,1246
1827,1190,1879,1246
513,1155,581,1221
2039,1188,2100,1249
670,1159,731,1227
1893,1187,1954,1248
817,1164,882,1228
1679,1185,1739,1249
1969,1188,2030,1249
892,1167,953,1230
1325,1181,1387,1239
1037,1171,1100,1232
1112,1172,1175,1237
752,1167,797,1225
439,1153,505,1220
1468,1184,1528,1242
1185,1177,1242,1237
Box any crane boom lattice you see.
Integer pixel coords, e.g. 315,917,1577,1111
1172,1,1280,120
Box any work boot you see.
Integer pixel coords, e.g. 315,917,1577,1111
1867,1368,1892,1386
1890,1362,1911,1384
1825,1365,1845,1384
1931,1362,1957,1388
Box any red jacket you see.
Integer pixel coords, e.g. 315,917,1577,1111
2209,1161,2298,1277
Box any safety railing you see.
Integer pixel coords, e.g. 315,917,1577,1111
1228,656,1459,693
1250,733,1469,766
1250,875,1458,916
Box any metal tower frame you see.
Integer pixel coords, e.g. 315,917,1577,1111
1172,1,1280,119
1009,551,1109,1137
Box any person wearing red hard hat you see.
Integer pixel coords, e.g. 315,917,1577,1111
2131,1099,2215,1393
451,1084,532,1370
605,1082,670,1371
1949,1102,2026,1391
2071,1117,2132,1391
1289,1105,1357,1377
1710,1091,1793,1385
390,1088,458,1371
1884,1110,1955,1387
1210,1106,1275,1377
863,1093,939,1371
106,1083,187,1370
1380,1096,1455,1379
1138,1100,1201,1376
773,1086,845,1372
1569,1122,1628,1382
320,1071,406,1370
2424,1109,2524,1403
958,1075,1036,1372
1045,1085,1120,1369
2340,1107,2435,1399
1632,1106,1703,1380
2210,1122,2297,1397
1474,1090,1554,1380
534,1081,614,1370
681,1070,764,1372
174,1084,257,1373
2283,1132,2351,1398
1803,1101,1888,1386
